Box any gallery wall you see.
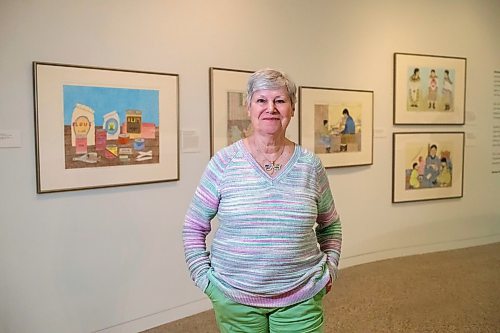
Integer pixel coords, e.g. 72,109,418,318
0,0,499,332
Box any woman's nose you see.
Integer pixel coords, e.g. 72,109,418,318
267,101,276,113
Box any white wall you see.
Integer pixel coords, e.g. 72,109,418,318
0,1,499,332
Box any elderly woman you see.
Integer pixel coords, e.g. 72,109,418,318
183,68,342,333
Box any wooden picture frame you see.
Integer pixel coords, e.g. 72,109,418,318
393,53,467,125
33,62,179,193
299,86,373,168
392,132,465,203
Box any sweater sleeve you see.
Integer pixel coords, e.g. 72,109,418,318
314,159,342,280
182,156,222,292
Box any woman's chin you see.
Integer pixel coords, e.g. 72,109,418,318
254,122,288,135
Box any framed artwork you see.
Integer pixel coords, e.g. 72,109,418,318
393,53,467,125
33,62,179,193
209,67,253,156
299,86,373,168
392,132,465,203
209,67,300,156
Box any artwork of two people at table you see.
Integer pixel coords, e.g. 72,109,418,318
406,143,453,190
407,67,455,112
315,104,361,154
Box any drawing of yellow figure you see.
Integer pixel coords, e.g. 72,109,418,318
409,162,420,189
437,158,451,187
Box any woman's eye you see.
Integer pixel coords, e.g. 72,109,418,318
256,98,266,103
275,99,286,104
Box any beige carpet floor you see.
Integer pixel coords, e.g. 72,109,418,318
143,242,500,333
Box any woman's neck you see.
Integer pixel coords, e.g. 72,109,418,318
244,134,293,176
249,134,287,154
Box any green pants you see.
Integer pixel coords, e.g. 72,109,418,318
205,282,326,333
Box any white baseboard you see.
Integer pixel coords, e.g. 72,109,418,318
339,235,500,269
92,298,212,333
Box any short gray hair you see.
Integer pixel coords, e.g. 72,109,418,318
246,68,297,108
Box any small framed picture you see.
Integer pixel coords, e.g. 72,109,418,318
299,86,373,168
393,53,467,125
33,62,179,193
392,132,465,203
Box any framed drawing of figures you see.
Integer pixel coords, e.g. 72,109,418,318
393,53,467,125
33,62,179,193
299,86,373,168
209,67,300,156
392,132,465,203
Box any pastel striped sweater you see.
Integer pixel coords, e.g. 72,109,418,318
183,140,341,307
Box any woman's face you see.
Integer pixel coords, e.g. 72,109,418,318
247,87,294,136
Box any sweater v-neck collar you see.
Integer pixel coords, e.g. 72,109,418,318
238,139,299,183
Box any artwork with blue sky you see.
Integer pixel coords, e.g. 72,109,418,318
63,85,159,126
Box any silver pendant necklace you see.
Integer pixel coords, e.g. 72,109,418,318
260,145,285,175
251,138,286,175
264,160,282,173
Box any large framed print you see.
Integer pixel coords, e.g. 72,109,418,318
392,132,464,203
209,67,300,156
299,86,373,168
33,62,179,193
393,53,466,125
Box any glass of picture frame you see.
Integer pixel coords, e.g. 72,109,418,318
393,53,467,125
209,67,253,156
33,62,179,193
392,132,465,203
299,86,373,168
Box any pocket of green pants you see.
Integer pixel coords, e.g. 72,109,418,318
204,281,215,298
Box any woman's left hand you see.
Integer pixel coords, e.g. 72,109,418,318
326,276,333,294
